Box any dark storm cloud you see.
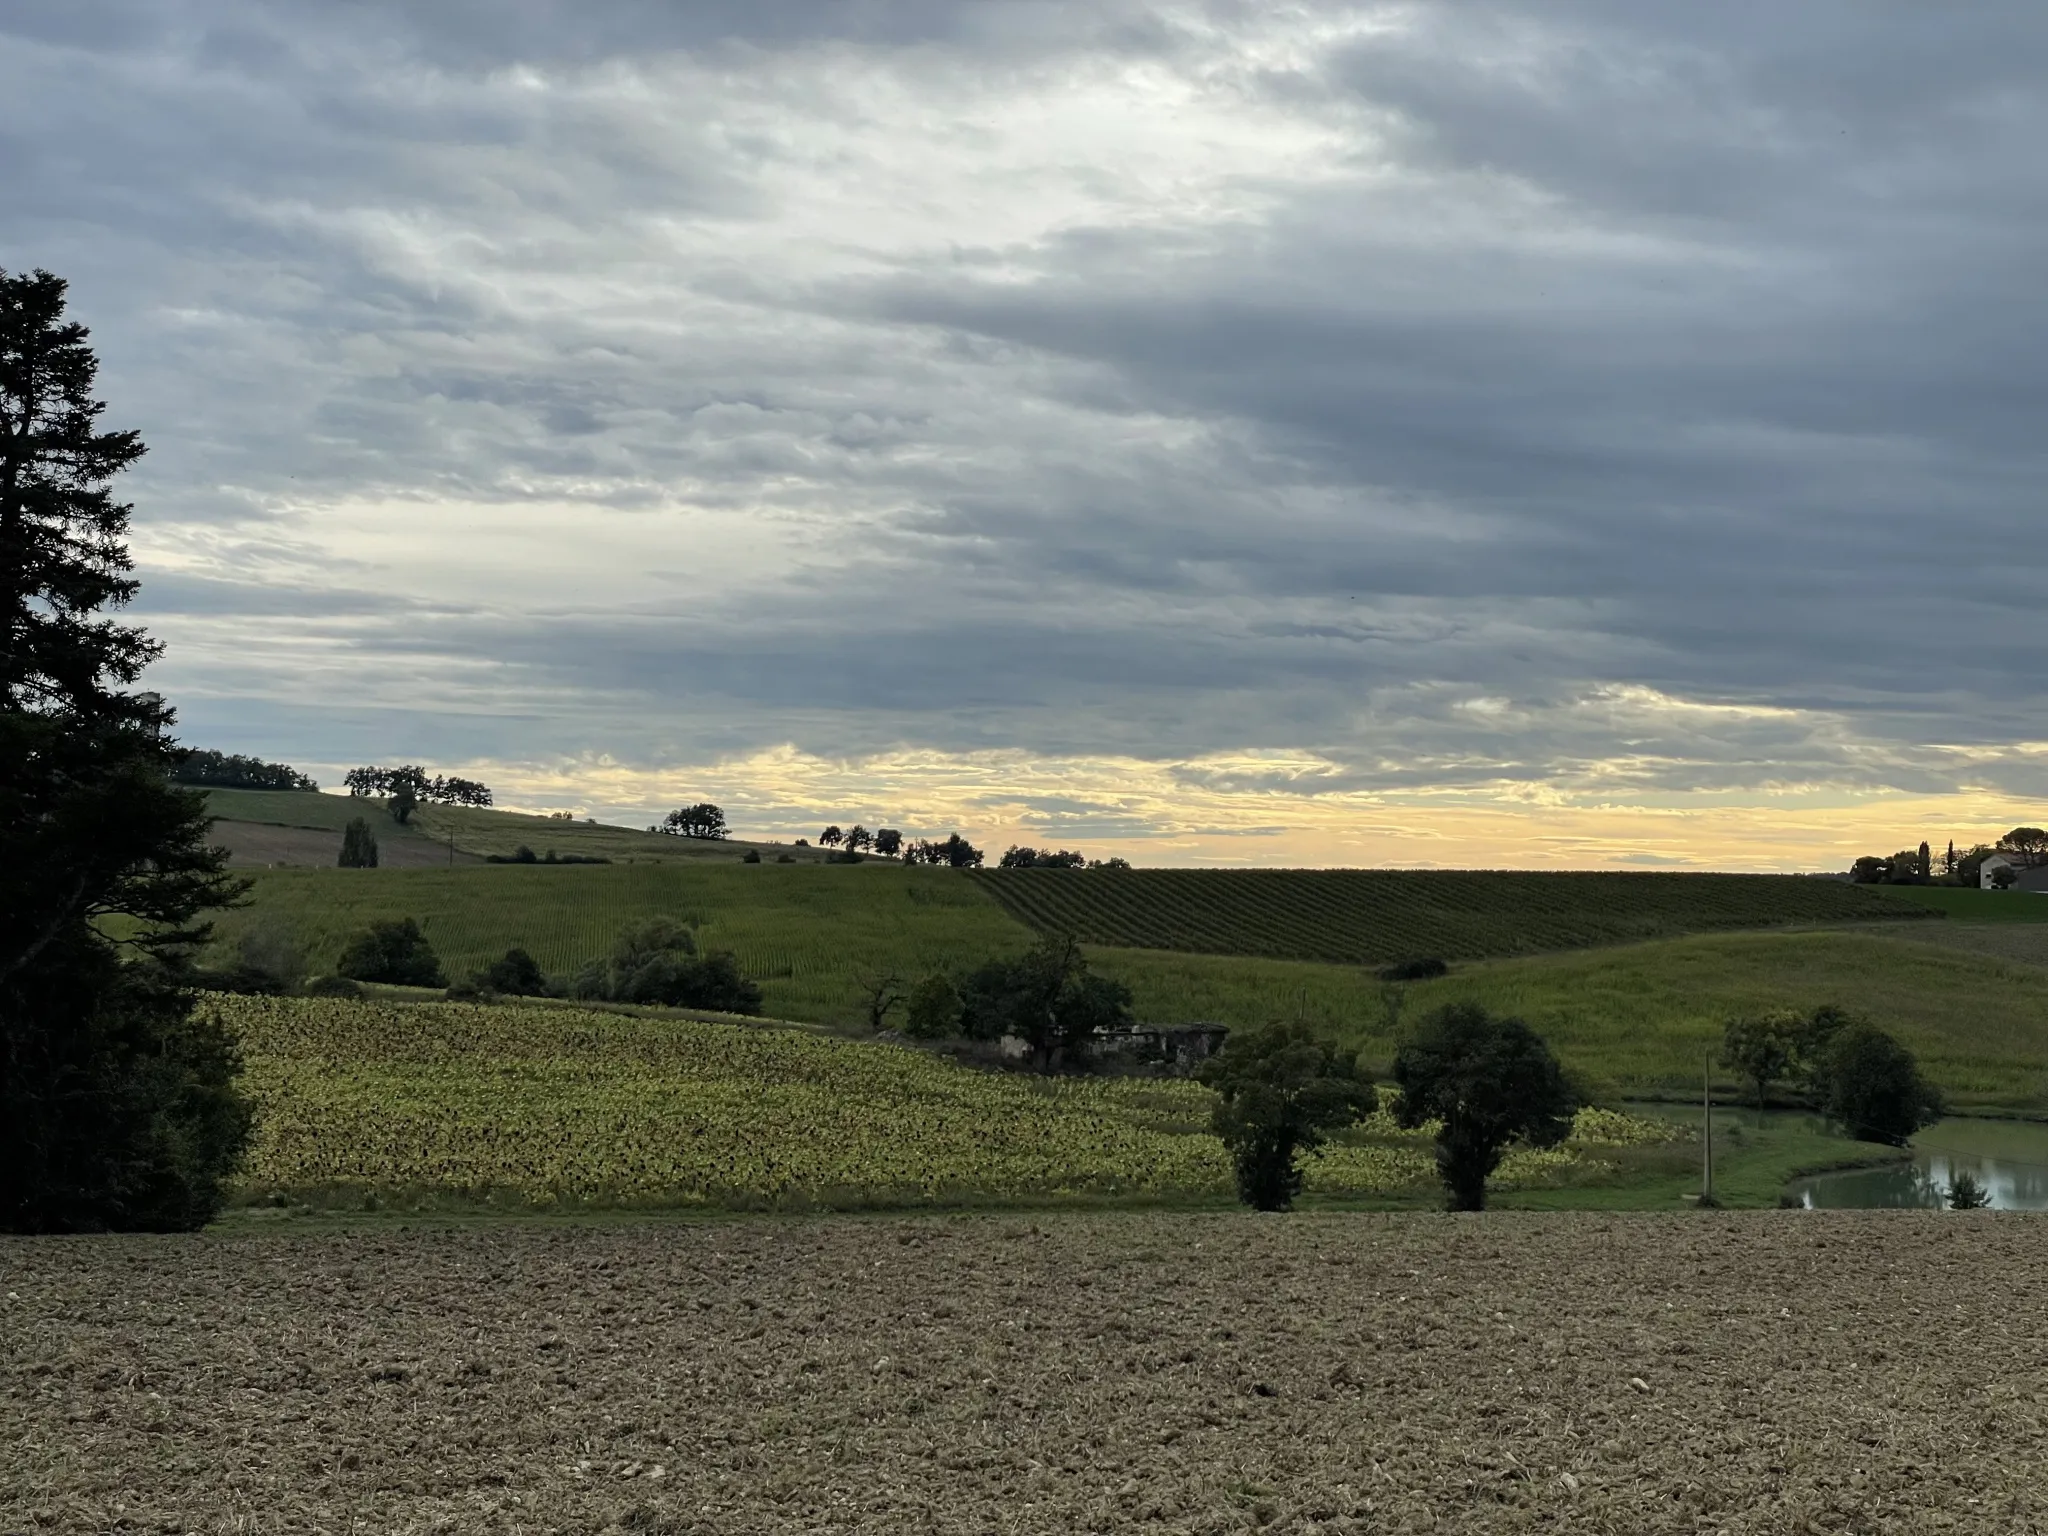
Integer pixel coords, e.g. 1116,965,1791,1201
5,0,2047,818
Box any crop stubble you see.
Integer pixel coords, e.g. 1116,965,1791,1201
5,1213,2044,1534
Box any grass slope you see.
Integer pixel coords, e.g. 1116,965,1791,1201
221,863,1034,1018
976,867,1931,965
1872,885,2048,922
1085,931,2048,1110
221,863,2048,1110
200,787,842,864
1371,929,2048,1110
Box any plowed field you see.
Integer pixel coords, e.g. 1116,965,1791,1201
5,1212,2043,1533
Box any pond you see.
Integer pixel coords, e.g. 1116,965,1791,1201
1789,1118,2048,1211
1624,1102,2048,1210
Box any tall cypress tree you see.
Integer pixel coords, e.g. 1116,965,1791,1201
1,267,252,1232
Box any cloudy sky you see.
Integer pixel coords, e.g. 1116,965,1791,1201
7,1,2046,867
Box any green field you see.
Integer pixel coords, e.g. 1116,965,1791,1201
213,862,2048,1111
974,867,1931,964
218,863,1035,1019
201,787,840,864
1870,885,2048,922
218,995,1723,1211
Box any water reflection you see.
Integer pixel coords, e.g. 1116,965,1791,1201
1790,1122,2048,1211
1620,1102,2048,1211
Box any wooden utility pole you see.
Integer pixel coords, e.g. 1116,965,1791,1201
1702,1053,1714,1204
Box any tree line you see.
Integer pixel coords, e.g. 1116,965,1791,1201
1850,827,2048,886
171,748,318,792
343,765,494,809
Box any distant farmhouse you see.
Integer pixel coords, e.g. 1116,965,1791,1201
1978,853,2048,891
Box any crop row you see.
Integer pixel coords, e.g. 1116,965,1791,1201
219,997,1657,1209
974,869,1929,965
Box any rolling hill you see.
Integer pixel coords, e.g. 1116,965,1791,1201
971,867,1934,965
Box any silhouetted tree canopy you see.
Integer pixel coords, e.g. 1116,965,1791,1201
1,268,251,1231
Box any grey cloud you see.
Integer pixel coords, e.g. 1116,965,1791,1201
5,0,2046,827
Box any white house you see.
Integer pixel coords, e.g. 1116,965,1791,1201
1979,853,2048,891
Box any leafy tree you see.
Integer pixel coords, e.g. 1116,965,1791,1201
854,969,906,1031
1814,1023,1942,1146
1392,1003,1578,1211
234,919,308,993
1917,842,1932,881
338,817,379,868
1997,827,2048,867
1849,855,1888,884
335,918,446,987
932,832,984,869
901,972,962,1039
1992,864,2017,890
570,918,761,1014
960,934,1131,1071
1200,1023,1377,1211
998,845,1040,869
1790,1003,1853,1085
845,824,872,853
477,947,549,996
873,828,903,858
1088,856,1133,870
1942,839,1956,879
1722,1009,1800,1111
1955,844,1994,886
390,782,417,825
1,267,252,1232
661,803,728,839
819,825,843,848
1947,1169,1991,1210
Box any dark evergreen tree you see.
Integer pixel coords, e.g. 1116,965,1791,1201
338,817,379,868
1,268,251,1231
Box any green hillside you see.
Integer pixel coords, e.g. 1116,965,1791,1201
1357,929,2048,1110
213,865,2048,1110
1870,886,2048,923
201,787,840,864
974,867,1933,965
219,863,1033,1019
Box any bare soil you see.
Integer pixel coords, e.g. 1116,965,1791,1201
208,818,483,869
4,1212,2044,1534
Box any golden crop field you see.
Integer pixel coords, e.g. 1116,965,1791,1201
221,996,1671,1210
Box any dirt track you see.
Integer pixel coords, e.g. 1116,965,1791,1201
4,1212,2044,1534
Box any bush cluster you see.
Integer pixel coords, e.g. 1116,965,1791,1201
570,918,763,1015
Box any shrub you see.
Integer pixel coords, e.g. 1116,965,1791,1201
303,974,365,1000
335,918,447,988
1392,1002,1578,1211
338,817,379,868
571,919,762,1014
1947,1170,1991,1210
478,947,549,997
775,853,795,864
902,973,963,1039
742,850,761,863
1200,1023,1377,1211
235,920,308,994
1815,1023,1942,1146
1376,956,1448,983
